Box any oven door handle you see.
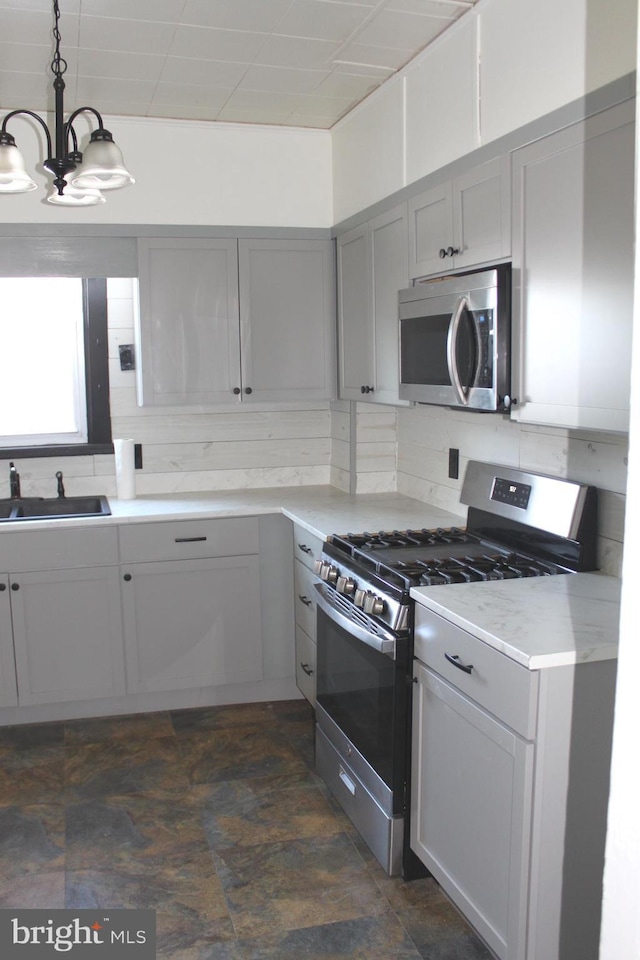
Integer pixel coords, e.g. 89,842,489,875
314,582,397,659
446,295,471,406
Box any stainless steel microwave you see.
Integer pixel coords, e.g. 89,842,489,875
398,264,512,412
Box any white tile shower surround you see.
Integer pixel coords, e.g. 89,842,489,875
8,278,626,577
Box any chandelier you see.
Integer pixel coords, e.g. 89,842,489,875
0,0,134,206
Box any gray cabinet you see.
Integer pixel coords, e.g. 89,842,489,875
0,528,125,707
338,204,409,404
137,236,335,407
408,155,510,279
411,603,616,960
291,521,323,706
137,238,240,406
0,577,18,707
510,100,634,432
120,517,262,694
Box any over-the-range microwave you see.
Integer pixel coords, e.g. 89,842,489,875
398,263,513,412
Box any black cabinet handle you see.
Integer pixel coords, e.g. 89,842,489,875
297,543,312,555
123,573,132,582
298,595,313,607
444,653,473,674
244,387,252,395
233,387,241,394
175,536,207,543
300,662,314,676
11,582,20,591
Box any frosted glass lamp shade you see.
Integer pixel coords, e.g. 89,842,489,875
70,131,135,191
0,141,38,193
47,183,106,206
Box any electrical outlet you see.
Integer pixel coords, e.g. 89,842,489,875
448,448,459,480
134,443,143,470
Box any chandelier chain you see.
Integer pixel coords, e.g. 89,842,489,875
51,0,67,80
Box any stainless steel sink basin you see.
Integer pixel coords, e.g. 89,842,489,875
0,495,111,522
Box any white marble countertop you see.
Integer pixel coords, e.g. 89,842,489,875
411,572,621,669
0,485,465,543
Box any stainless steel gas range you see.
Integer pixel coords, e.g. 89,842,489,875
313,461,598,877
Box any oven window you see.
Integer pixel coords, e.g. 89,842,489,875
316,606,399,788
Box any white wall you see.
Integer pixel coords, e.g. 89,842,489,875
599,10,640,953
332,0,637,222
0,114,333,227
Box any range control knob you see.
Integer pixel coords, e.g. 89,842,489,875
363,593,385,616
313,559,324,575
354,589,367,608
336,576,356,595
320,564,338,583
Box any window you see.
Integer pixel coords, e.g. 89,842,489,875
0,277,111,457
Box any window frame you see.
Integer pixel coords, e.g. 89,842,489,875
0,278,113,460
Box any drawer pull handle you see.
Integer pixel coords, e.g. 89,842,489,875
300,661,314,676
174,536,207,543
445,653,474,674
299,595,313,607
298,543,313,555
339,766,356,796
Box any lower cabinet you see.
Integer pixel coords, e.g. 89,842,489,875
411,605,617,960
10,567,125,706
121,555,262,694
0,528,125,708
292,521,323,706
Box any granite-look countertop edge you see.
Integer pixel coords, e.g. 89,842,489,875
0,486,465,543
411,572,621,669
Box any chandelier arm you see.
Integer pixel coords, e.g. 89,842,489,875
67,106,105,131
0,109,53,158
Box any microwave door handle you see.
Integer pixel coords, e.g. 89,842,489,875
446,296,470,406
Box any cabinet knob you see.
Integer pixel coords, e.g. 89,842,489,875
0,583,6,591
11,582,20,591
123,573,132,582
244,387,253,395
360,385,374,394
439,247,447,259
232,387,241,395
445,246,459,257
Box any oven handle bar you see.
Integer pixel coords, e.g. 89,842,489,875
313,582,397,659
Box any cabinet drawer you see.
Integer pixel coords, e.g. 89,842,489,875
119,517,259,562
414,604,538,739
295,624,316,706
292,522,323,571
294,559,317,638
0,526,119,572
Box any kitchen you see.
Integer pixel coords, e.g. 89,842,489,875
0,0,638,957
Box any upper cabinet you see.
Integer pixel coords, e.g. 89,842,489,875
136,236,335,407
338,203,409,405
510,100,635,433
408,155,511,279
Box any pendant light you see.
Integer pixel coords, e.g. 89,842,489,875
0,0,134,205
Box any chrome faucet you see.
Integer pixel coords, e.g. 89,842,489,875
9,462,21,499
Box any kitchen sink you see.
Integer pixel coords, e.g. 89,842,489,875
0,495,111,522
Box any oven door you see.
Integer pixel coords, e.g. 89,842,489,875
314,582,409,803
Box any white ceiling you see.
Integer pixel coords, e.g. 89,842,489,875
0,0,477,130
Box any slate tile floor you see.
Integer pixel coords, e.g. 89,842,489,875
0,700,491,959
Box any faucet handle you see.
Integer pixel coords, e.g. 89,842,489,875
55,471,65,499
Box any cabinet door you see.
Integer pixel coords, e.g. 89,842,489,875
411,661,533,960
337,224,374,400
238,239,336,402
370,204,410,405
511,100,634,432
137,238,241,406
453,155,510,269
408,181,453,279
11,568,125,706
0,577,18,707
122,556,262,694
